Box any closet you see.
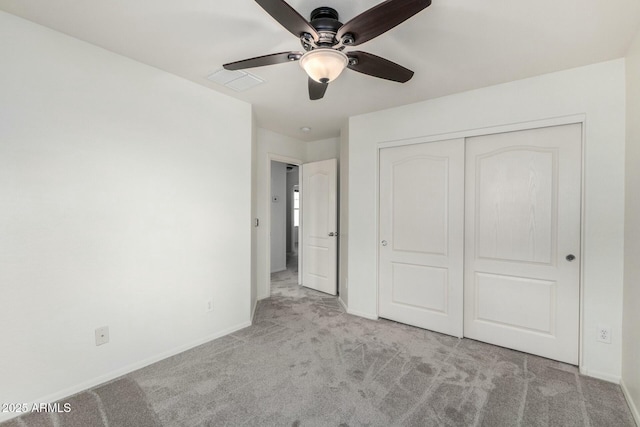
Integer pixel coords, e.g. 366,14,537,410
378,124,582,364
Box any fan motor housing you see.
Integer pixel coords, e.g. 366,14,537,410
310,6,342,28
310,7,342,40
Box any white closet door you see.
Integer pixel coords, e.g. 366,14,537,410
464,124,582,364
302,158,338,295
379,139,465,337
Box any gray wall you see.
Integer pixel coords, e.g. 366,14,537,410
270,161,287,272
286,166,299,254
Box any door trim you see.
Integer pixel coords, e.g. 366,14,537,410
266,153,303,298
375,114,586,369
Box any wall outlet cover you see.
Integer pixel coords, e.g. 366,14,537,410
596,325,612,344
95,326,109,346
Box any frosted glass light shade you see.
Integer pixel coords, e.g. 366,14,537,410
299,49,348,83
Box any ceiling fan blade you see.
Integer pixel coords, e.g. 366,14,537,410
223,52,302,70
347,51,414,83
336,0,431,46
308,77,328,100
255,0,319,41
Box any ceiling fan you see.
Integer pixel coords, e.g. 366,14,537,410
223,0,432,100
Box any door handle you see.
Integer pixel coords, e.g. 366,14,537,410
566,254,576,262
328,232,338,237
381,240,388,246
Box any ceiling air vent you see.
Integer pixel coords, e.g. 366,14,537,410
207,69,264,92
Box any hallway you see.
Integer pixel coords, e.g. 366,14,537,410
270,253,305,298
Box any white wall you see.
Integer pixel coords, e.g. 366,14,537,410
270,161,287,272
348,60,626,381
306,137,340,162
622,28,640,423
0,11,252,421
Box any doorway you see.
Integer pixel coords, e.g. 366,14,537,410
266,157,339,298
270,161,301,296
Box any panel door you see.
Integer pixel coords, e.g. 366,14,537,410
302,158,338,295
464,124,582,364
379,139,465,337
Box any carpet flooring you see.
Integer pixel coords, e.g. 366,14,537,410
2,257,636,426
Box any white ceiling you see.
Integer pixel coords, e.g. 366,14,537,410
2,0,639,141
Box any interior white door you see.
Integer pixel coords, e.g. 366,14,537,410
464,124,582,364
302,158,338,295
379,139,465,337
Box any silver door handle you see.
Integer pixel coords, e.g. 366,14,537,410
381,240,388,246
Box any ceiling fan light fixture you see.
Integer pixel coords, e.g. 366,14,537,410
299,49,348,83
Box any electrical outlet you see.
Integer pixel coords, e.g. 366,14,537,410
95,326,109,346
206,300,213,313
596,325,612,343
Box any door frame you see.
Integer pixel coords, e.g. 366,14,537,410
267,153,303,297
376,113,587,369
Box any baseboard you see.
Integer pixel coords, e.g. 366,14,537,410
621,379,640,426
251,298,259,323
580,366,622,384
338,297,348,312
0,321,251,424
346,307,378,320
0,411,20,423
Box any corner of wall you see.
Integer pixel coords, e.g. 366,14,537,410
339,121,350,307
251,110,259,320
622,378,640,425
621,25,640,425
